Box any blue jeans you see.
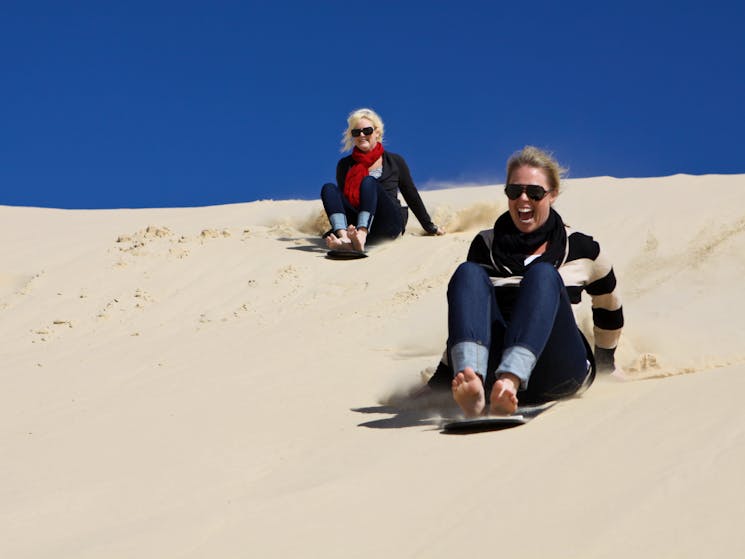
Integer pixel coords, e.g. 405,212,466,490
320,177,404,241
446,261,590,403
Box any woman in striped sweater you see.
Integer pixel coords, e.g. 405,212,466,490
428,146,623,417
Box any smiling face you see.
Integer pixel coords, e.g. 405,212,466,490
351,117,379,153
507,165,557,233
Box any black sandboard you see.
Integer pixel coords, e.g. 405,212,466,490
442,401,557,433
326,249,368,260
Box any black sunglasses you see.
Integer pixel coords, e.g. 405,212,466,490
505,183,552,201
350,126,375,137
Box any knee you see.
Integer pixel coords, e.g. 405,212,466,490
448,262,491,294
320,182,337,197
359,176,379,191
522,262,563,290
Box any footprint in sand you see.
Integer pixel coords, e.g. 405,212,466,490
115,225,181,257
274,264,300,283
96,288,155,319
392,274,449,305
133,288,155,308
200,229,231,241
30,319,74,343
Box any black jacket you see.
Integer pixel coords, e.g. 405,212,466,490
336,151,438,234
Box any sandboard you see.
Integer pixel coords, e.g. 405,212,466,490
442,401,557,433
326,249,368,260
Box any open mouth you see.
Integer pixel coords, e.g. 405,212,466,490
517,207,534,222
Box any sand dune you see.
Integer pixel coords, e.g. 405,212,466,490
2,174,744,558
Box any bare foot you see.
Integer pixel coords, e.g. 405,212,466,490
451,367,486,417
488,373,519,416
325,231,353,250
348,225,368,252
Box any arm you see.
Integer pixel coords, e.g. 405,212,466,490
585,246,624,372
466,231,492,265
336,156,351,190
391,154,441,234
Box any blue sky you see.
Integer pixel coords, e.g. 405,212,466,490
2,1,743,209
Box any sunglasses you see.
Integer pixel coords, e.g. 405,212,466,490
350,126,375,137
504,183,552,201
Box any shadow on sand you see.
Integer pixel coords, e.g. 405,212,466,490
352,388,458,430
351,405,442,430
278,236,328,254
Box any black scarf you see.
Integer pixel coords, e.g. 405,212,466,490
490,208,567,276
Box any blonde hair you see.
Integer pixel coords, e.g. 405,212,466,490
506,145,567,194
340,108,385,152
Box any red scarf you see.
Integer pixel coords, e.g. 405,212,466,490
343,143,384,208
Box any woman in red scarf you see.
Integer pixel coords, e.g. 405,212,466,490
320,108,444,252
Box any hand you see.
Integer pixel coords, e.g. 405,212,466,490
428,225,446,236
594,346,616,374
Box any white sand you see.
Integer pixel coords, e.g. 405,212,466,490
2,173,744,558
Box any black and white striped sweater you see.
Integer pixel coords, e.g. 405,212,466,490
467,224,624,350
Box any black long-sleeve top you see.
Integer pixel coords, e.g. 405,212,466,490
336,151,438,234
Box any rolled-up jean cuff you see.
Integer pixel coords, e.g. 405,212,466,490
329,213,347,232
450,341,489,379
497,345,537,389
357,211,372,229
